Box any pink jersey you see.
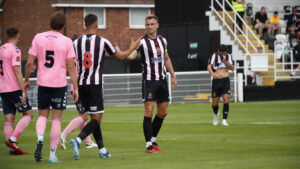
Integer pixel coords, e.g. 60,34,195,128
0,43,22,93
28,31,75,88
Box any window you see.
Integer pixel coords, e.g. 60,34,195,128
129,8,150,29
84,8,106,29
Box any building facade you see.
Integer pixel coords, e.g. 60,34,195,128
0,0,154,61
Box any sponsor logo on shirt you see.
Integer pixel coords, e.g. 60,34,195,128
151,57,163,63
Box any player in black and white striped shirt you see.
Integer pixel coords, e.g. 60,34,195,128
128,15,177,153
207,45,234,126
69,14,140,160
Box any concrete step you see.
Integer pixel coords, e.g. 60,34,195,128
259,70,290,76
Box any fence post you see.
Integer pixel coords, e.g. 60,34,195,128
238,73,244,102
167,73,172,104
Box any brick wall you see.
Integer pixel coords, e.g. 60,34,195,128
1,0,154,60
66,8,155,50
1,0,58,60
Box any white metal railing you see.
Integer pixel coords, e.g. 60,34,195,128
0,71,240,111
274,50,300,80
211,0,265,53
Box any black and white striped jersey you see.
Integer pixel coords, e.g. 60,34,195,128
137,34,168,81
73,34,116,85
208,53,234,71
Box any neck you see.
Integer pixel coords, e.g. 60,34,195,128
51,29,63,34
147,32,157,39
8,39,17,45
86,28,97,35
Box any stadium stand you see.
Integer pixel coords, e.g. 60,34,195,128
207,0,300,86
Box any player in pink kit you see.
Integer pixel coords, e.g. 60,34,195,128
0,28,33,155
59,63,97,150
24,12,78,163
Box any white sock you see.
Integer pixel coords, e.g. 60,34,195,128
10,136,17,142
61,133,66,139
49,147,56,159
151,137,156,143
99,147,107,154
146,141,152,148
76,137,82,144
37,134,44,142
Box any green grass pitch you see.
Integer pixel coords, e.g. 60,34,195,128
0,100,300,169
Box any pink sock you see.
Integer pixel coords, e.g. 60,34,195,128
50,118,61,148
80,122,92,143
11,115,32,140
62,116,84,136
4,122,13,141
36,116,48,137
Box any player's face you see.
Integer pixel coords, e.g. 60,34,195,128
145,19,159,34
218,51,227,57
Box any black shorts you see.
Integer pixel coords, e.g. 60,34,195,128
142,79,170,102
211,77,231,98
38,86,67,110
79,85,104,114
0,90,32,115
71,92,86,114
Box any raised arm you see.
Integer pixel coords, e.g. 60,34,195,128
221,57,235,71
113,38,140,60
127,50,138,60
164,52,177,90
13,65,26,105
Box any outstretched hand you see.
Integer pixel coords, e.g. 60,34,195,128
114,42,121,51
130,38,141,50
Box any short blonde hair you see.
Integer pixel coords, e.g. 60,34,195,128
145,15,158,22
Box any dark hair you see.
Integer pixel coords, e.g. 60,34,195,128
7,28,19,38
261,7,266,10
218,45,228,52
84,14,98,27
274,11,278,15
50,11,66,30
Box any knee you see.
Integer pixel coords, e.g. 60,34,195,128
24,110,33,119
145,109,153,117
80,113,89,121
157,111,168,119
223,99,229,104
5,115,15,123
212,101,219,107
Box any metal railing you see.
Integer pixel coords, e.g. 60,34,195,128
274,50,300,80
0,71,239,111
211,0,265,53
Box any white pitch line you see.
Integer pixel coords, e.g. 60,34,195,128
101,120,300,125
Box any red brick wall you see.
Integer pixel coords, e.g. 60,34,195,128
1,0,154,59
66,8,155,50
1,0,58,60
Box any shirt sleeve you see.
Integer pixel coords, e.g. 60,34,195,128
67,39,75,59
28,34,38,56
208,54,215,65
104,39,117,55
162,38,168,53
11,46,22,66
